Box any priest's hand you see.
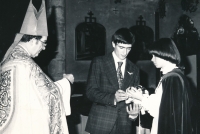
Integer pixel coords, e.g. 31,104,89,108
63,74,74,84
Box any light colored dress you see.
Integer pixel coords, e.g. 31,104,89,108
0,46,71,134
142,66,178,134
142,80,163,134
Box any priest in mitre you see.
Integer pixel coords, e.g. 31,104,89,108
0,0,72,134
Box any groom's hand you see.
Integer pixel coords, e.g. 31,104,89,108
115,90,128,103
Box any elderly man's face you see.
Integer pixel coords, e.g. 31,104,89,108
32,36,47,57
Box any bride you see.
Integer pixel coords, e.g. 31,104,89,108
127,38,193,134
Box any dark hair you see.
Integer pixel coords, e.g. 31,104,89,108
178,14,194,29
112,28,135,45
148,38,181,66
20,34,42,42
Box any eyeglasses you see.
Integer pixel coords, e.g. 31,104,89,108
39,40,47,46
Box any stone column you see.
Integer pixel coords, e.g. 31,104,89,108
46,0,66,81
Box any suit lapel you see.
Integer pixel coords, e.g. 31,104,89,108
103,53,119,90
122,60,134,90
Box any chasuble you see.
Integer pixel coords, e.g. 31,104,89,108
0,46,71,134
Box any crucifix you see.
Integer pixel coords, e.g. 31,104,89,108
85,11,96,23
112,8,119,14
136,15,146,26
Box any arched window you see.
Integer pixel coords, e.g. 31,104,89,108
75,11,106,60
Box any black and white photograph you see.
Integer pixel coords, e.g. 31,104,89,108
0,0,199,134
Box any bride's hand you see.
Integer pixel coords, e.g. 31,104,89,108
126,87,143,101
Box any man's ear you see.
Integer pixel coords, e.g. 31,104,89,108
112,41,116,48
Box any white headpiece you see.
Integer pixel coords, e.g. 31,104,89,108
20,0,48,36
1,0,48,63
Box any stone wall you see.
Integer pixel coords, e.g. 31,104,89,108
46,0,66,81
65,0,200,82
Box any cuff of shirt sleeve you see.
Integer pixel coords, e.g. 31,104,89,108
114,99,117,105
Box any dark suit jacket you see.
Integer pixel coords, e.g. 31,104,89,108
85,53,140,134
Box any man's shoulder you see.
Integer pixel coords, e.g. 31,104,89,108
126,59,138,68
1,48,34,69
4,47,31,62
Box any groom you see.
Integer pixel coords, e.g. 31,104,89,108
85,28,140,134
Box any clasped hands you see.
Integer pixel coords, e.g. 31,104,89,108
115,86,148,116
114,86,144,103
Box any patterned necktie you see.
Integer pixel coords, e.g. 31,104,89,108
117,62,123,89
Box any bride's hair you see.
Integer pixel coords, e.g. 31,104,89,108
148,38,181,66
